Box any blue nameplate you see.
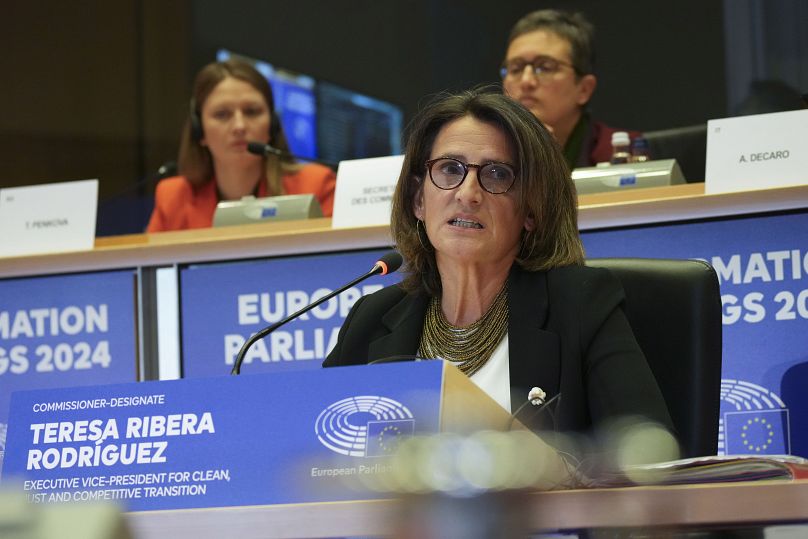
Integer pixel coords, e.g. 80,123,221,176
0,269,138,471
180,250,400,377
1,362,444,511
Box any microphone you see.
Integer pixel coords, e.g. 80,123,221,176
247,141,338,169
528,386,547,405
98,160,177,207
507,389,562,431
230,250,403,375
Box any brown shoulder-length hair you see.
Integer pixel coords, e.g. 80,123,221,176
178,58,300,195
390,89,585,296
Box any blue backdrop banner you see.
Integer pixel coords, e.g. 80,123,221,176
0,270,138,465
1,362,444,510
582,211,808,456
179,249,400,377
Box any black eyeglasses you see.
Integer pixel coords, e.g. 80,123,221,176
500,55,580,80
424,157,516,195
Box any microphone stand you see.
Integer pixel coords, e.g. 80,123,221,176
231,252,401,375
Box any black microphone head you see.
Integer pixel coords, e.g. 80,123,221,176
157,160,177,179
374,250,403,276
247,141,268,156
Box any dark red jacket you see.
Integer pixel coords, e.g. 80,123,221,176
580,120,642,167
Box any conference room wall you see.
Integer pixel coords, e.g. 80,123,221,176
189,0,727,134
0,0,191,234
3,0,803,237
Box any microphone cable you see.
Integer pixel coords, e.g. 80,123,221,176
507,391,562,432
96,161,176,207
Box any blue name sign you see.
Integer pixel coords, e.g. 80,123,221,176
0,270,137,464
583,211,808,457
180,250,400,377
1,362,444,510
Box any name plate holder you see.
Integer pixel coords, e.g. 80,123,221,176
572,159,685,194
331,155,404,228
2,362,546,511
705,109,808,194
212,194,322,227
0,179,98,257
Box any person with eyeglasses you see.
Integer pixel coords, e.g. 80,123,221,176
324,89,673,439
502,9,640,169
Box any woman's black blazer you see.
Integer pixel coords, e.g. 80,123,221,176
324,264,674,434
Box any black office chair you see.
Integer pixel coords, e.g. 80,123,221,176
643,124,707,183
586,258,722,458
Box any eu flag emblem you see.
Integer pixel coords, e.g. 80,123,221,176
724,409,790,454
364,419,415,457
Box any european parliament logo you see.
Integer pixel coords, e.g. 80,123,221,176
315,396,415,457
719,379,791,455
365,420,415,457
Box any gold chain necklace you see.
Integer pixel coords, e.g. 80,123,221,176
418,284,508,376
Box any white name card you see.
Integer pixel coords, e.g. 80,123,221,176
331,155,404,229
0,179,98,257
705,109,808,194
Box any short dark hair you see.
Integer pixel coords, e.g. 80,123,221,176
507,9,595,76
390,89,585,296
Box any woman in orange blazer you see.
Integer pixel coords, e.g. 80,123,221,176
147,59,335,232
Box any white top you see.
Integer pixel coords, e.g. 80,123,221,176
468,334,511,413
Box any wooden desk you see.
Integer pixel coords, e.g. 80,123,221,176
127,480,808,539
2,182,808,279
2,182,807,433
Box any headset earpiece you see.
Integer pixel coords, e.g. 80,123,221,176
189,98,203,142
268,110,281,143
190,96,279,145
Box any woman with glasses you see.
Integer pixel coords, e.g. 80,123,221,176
501,9,640,169
324,89,672,436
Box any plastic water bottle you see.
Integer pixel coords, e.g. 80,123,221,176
610,131,631,164
630,137,651,162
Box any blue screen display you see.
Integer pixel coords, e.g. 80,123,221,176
216,50,401,163
316,81,403,163
217,50,317,160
